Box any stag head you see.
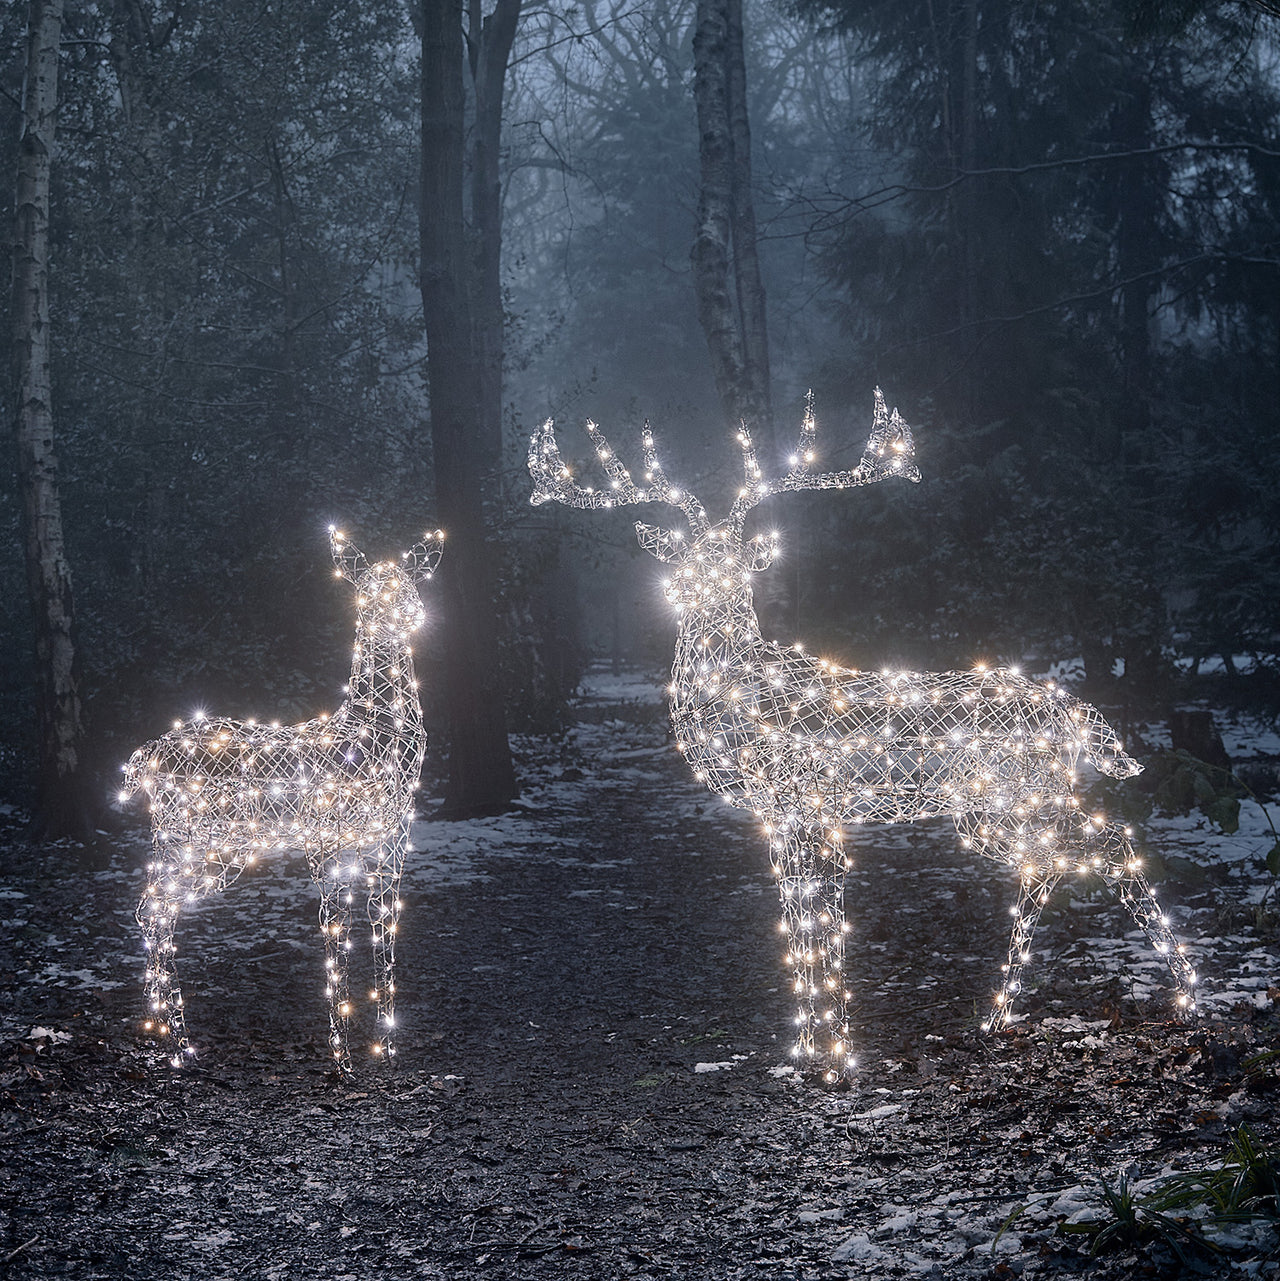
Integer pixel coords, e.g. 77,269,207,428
529,391,919,608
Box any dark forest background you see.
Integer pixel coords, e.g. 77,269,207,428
4,0,1279,834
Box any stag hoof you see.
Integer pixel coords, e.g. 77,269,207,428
796,1059,855,1089
790,1044,858,1087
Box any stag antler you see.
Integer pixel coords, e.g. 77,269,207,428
727,389,920,533
529,418,708,533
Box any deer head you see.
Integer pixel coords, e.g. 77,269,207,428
329,526,445,637
528,391,919,613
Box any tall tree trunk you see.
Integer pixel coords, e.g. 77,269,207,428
1109,65,1164,695
12,0,89,840
724,0,771,446
949,0,979,419
468,0,520,469
691,0,772,450
420,0,517,816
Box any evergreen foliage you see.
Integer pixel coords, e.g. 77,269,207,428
2,0,1278,813
792,0,1280,692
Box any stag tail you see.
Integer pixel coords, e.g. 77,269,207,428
118,747,149,802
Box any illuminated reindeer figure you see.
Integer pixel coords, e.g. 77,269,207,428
121,527,444,1069
530,393,1196,1081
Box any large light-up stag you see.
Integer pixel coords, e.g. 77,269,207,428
121,527,443,1070
530,393,1196,1081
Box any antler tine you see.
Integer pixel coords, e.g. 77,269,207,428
640,421,708,532
584,418,653,505
791,389,818,476
726,421,767,531
729,392,825,528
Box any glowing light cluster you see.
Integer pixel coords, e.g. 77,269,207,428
530,391,1196,1081
120,527,444,1069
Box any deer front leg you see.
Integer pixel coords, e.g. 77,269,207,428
1091,825,1198,1018
367,820,409,1062
983,868,1062,1032
771,822,853,1082
136,842,193,1066
318,855,356,1071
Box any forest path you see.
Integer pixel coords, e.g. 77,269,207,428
0,672,1276,1278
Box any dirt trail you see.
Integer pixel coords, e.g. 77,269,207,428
0,679,1276,1278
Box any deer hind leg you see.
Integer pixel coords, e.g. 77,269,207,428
135,838,193,1066
318,853,356,1071
771,822,853,1082
1090,824,1198,1018
367,820,409,1062
984,869,1062,1032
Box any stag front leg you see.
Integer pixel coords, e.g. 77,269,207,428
771,822,853,1082
1091,825,1198,1018
367,820,409,1062
136,842,192,1066
984,868,1062,1032
318,855,356,1071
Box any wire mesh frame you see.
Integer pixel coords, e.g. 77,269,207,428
121,527,444,1070
530,392,1197,1082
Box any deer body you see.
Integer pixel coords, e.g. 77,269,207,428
121,528,443,1069
531,394,1196,1081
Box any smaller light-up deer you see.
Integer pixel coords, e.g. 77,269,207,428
530,393,1196,1081
120,527,443,1070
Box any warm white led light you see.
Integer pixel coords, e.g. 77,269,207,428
120,527,444,1070
530,391,1196,1081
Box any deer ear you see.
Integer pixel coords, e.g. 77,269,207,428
330,526,370,584
635,522,686,563
403,529,445,581
746,532,779,573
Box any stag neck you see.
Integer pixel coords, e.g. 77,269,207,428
671,575,765,654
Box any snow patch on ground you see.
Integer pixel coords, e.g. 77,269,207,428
574,666,667,706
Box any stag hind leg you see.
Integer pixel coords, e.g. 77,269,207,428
984,869,1063,1031
963,812,1198,1028
1090,824,1198,1017
366,819,409,1061
770,822,853,1082
136,839,193,1066
317,853,357,1071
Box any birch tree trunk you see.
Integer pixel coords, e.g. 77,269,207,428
12,0,88,840
420,0,518,816
691,0,773,450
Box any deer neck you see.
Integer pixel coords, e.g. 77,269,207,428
343,615,420,724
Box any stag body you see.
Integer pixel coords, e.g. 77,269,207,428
121,528,443,1068
531,395,1196,1081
